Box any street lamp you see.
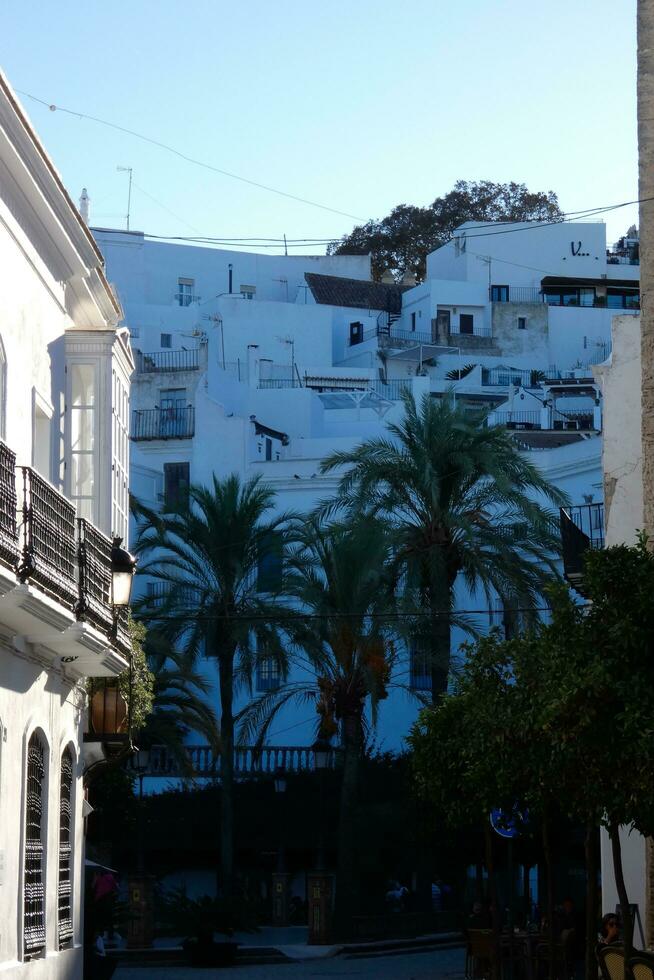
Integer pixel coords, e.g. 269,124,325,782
133,748,150,876
111,537,137,608
313,738,331,773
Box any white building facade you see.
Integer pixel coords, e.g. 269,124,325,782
93,218,635,756
0,75,133,979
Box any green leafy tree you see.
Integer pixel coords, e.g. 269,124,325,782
134,473,294,898
238,517,414,936
321,391,567,696
328,180,563,281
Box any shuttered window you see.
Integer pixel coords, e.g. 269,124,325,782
58,748,74,948
24,733,46,958
163,462,190,510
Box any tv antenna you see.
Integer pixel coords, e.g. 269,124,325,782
117,166,133,231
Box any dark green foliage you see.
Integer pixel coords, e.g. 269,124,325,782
328,180,563,281
445,363,477,381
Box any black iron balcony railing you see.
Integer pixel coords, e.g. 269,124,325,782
490,286,544,304
131,406,195,441
17,468,77,610
77,519,114,637
136,349,200,373
0,441,18,572
491,411,541,429
560,503,604,595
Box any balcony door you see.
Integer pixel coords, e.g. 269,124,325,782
160,388,187,438
435,309,450,340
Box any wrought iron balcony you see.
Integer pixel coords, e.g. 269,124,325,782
491,411,541,429
136,349,200,373
0,440,18,571
17,468,77,610
490,286,544,304
131,406,195,441
560,503,604,595
77,519,114,638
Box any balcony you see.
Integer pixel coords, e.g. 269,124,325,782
0,443,128,676
129,743,337,777
131,406,195,441
17,468,77,611
491,411,541,429
560,503,604,595
450,325,493,338
491,286,544,304
174,292,200,306
136,349,200,373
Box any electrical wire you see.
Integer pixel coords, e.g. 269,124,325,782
16,88,364,222
139,605,573,622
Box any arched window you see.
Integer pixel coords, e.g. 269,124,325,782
58,747,74,949
24,732,46,958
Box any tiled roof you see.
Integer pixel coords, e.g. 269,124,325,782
304,273,408,314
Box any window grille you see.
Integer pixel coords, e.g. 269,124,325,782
409,641,432,691
58,748,74,948
24,733,46,958
257,658,281,692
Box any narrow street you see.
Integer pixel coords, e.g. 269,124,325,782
112,947,465,979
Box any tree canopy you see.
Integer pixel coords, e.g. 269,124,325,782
327,180,563,281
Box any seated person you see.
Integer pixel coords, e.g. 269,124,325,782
598,913,620,946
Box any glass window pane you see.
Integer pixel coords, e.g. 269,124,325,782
71,364,95,406
71,408,94,453
71,453,94,497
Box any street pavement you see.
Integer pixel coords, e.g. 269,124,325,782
112,945,466,979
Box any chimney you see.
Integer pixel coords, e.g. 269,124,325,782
79,188,90,224
402,271,417,287
381,270,396,284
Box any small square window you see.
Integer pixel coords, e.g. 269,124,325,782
161,333,172,348
517,317,526,330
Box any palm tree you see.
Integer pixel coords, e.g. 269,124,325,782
134,473,293,898
238,516,414,936
320,391,567,695
139,635,221,777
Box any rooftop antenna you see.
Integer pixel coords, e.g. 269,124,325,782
117,166,133,231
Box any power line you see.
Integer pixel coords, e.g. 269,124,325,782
16,88,364,222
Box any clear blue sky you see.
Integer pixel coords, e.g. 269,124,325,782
3,0,638,252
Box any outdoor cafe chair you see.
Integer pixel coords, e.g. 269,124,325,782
597,945,625,980
630,952,654,980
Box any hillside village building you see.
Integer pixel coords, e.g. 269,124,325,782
93,218,637,756
0,76,133,979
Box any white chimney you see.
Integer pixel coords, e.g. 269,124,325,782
79,188,90,224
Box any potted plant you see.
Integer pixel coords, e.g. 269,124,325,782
159,888,258,968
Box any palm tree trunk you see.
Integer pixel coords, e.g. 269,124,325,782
218,653,235,899
426,580,451,700
334,711,362,940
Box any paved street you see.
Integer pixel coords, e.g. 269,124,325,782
113,946,465,979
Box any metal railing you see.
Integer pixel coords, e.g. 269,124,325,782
131,743,337,777
136,349,200,373
450,325,493,338
174,292,200,306
0,441,17,571
482,368,548,387
144,580,201,608
77,519,114,637
490,411,541,428
491,286,544,304
552,410,595,431
560,503,604,595
258,378,301,389
563,503,604,549
380,327,433,346
131,406,195,440
17,468,77,610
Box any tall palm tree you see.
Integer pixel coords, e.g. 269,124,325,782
134,473,293,898
321,392,567,695
238,517,415,936
139,636,221,776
